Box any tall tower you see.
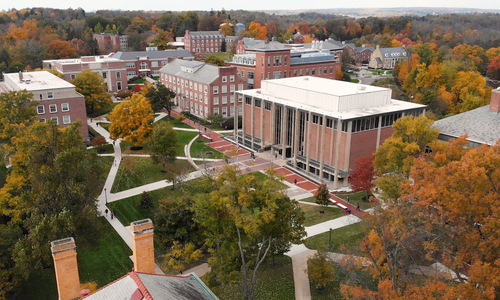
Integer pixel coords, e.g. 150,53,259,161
51,237,80,300
131,219,155,273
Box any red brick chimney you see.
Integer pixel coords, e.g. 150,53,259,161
51,237,81,300
490,89,500,113
131,219,155,274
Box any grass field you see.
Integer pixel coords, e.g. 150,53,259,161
155,116,194,128
211,256,295,300
300,203,346,226
88,102,120,118
111,157,194,192
304,222,367,255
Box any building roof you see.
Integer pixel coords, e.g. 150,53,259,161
433,105,500,146
44,54,122,65
159,58,225,85
290,52,337,65
379,47,408,58
246,41,286,51
187,31,224,39
1,71,75,91
355,46,375,53
238,76,425,120
111,50,194,61
303,40,344,51
83,272,219,300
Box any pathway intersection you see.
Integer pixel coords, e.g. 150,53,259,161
88,110,365,300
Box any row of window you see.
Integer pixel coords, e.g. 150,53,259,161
37,103,70,114
126,61,168,69
40,115,71,124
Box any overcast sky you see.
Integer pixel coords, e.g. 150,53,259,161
1,0,499,12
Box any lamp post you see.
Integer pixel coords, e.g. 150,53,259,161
329,228,332,251
104,188,108,204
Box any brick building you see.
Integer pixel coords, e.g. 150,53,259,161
43,55,127,93
369,45,409,69
0,71,88,140
159,59,246,119
229,46,340,89
93,33,128,52
183,30,225,54
110,49,194,79
235,77,426,187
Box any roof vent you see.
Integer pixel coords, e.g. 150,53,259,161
358,85,366,90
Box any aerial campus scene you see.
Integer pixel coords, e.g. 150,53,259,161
0,0,499,299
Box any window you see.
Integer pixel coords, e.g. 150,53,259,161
51,117,58,124
222,96,227,104
222,107,227,116
117,82,122,90
39,118,46,122
116,72,121,78
37,105,45,114
127,71,137,76
311,69,315,75
230,85,235,92
63,115,71,124
248,72,254,79
293,70,297,77
255,99,261,107
230,95,235,103
204,86,208,93
214,97,219,105
49,104,57,113
230,106,235,116
70,74,76,80
214,108,219,115
151,61,159,67
222,85,227,93
238,84,243,91
140,62,148,70
230,75,235,82
213,86,219,94
273,71,281,79
47,92,53,99
245,96,252,104
326,118,334,128
61,103,69,112
102,72,107,79
265,101,271,110
162,61,168,66
222,76,227,82
126,63,135,68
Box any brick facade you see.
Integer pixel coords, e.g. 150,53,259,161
51,238,80,300
131,219,155,274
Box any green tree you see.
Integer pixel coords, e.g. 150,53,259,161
72,69,112,114
146,122,177,168
139,191,153,210
150,29,172,50
374,115,440,201
204,55,226,66
307,246,335,289
108,94,154,146
144,82,176,114
193,166,306,300
314,183,330,212
0,90,37,142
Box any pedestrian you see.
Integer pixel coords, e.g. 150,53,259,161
114,160,117,166
204,127,207,132
90,118,93,123
357,203,360,210
105,208,108,216
275,154,278,159
96,122,99,127
113,211,117,218
113,140,115,146
347,196,350,203
294,179,297,185
110,211,114,219
347,208,351,214
344,208,348,214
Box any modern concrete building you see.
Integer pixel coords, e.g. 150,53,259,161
183,30,225,54
369,45,409,69
235,77,426,187
433,89,500,147
159,58,246,119
43,55,127,93
229,45,340,89
93,33,128,52
0,71,88,140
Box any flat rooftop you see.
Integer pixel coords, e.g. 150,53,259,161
239,76,425,120
3,71,75,91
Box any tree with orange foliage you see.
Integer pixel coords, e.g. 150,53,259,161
487,55,500,80
349,156,375,197
245,22,268,40
44,40,78,59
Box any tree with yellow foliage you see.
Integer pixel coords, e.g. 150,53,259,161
109,94,154,146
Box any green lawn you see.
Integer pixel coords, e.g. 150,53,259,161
15,218,132,300
210,256,295,300
300,203,346,226
130,78,145,84
176,130,199,156
111,157,194,193
309,262,347,300
304,222,367,255
191,137,225,160
351,79,360,83
88,102,120,118
301,193,374,210
155,116,194,129
204,52,234,61
89,144,114,154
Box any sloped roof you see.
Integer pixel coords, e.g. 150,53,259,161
83,272,219,300
187,31,224,39
159,58,222,85
303,40,344,51
355,46,375,53
111,50,194,61
433,105,500,146
247,41,285,51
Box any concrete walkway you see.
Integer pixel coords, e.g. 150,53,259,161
88,111,366,299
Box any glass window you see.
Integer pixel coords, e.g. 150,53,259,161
37,105,45,114
47,92,53,99
102,72,107,79
70,74,76,80
49,104,57,113
222,76,227,82
116,72,121,78
230,75,235,82
222,85,227,93
214,97,219,105
61,103,69,112
63,115,71,124
50,117,58,124
222,96,227,104
213,86,219,94
151,61,159,67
